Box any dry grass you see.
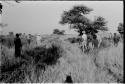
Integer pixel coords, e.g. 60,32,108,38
93,42,123,82
0,35,123,83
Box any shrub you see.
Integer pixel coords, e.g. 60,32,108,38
66,37,80,43
53,29,65,35
22,43,63,65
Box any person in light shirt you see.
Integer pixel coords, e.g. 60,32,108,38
36,34,41,46
81,31,87,51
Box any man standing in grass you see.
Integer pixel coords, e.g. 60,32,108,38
14,33,22,58
113,33,120,47
81,31,87,52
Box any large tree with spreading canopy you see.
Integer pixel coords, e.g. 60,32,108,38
60,5,108,36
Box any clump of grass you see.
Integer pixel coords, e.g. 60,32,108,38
22,42,63,65
93,43,123,83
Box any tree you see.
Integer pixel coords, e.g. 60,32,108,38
92,16,108,32
53,29,65,35
60,5,108,36
9,32,14,36
60,5,92,36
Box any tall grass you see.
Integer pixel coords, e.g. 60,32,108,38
0,38,64,83
89,42,123,83
0,35,123,83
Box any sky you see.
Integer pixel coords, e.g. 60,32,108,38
1,1,123,35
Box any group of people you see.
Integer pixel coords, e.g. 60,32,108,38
14,31,121,57
80,31,99,52
80,31,121,52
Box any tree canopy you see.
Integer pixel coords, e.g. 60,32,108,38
60,5,108,36
92,16,108,31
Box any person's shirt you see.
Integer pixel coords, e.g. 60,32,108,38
82,34,87,41
14,37,22,48
36,35,41,41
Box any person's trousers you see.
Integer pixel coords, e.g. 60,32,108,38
15,48,21,57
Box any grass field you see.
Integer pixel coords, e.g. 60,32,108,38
0,34,123,83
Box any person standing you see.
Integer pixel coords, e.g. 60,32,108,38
113,33,120,47
14,33,22,58
81,31,87,52
92,33,98,49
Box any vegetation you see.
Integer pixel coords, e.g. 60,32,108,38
53,29,65,35
60,5,108,36
0,2,123,83
0,38,64,83
0,35,123,83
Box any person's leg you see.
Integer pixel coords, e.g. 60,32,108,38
18,48,21,57
82,41,85,52
81,44,83,52
84,41,87,50
15,48,21,58
116,41,118,47
15,49,18,57
114,40,117,47
98,40,100,48
86,41,89,50
92,40,95,49
83,41,86,50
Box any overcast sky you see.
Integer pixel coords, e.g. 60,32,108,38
1,1,123,35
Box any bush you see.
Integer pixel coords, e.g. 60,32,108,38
53,29,65,35
22,43,63,65
66,37,80,43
